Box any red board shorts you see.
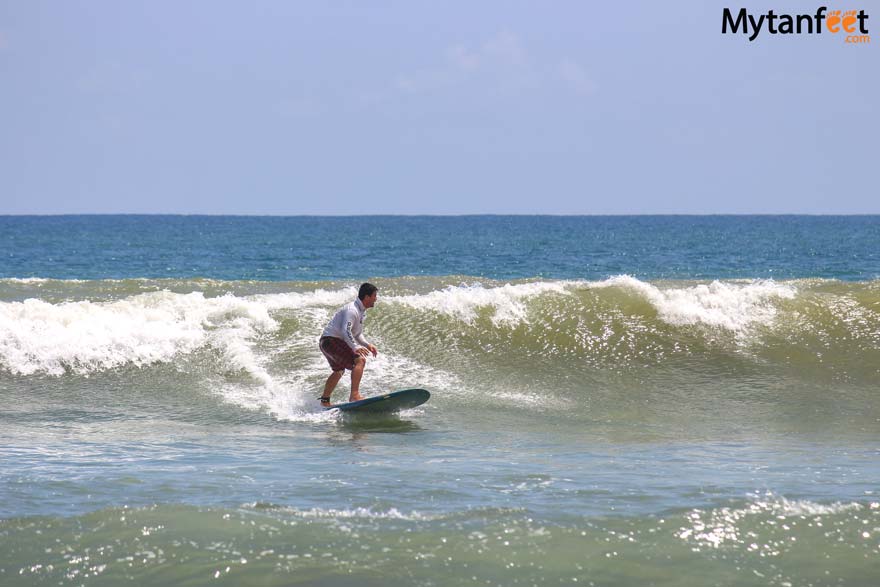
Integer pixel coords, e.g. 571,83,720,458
319,336,358,372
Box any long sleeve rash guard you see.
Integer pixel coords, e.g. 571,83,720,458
322,298,370,350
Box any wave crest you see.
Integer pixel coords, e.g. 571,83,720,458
0,291,275,376
591,275,797,333
2,277,877,386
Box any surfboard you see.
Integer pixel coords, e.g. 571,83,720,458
324,388,430,414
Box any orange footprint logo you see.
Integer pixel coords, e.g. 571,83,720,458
827,9,842,33
842,10,858,32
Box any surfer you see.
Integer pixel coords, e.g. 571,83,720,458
317,283,379,407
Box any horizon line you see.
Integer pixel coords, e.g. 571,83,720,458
2,212,879,218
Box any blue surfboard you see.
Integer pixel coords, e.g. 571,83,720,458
324,388,430,414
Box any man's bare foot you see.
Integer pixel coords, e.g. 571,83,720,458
348,393,364,402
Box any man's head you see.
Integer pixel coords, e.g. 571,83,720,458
358,282,378,308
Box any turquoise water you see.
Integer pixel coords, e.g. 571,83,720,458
1,216,879,586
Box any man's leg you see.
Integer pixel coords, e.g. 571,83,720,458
349,356,366,402
321,370,344,404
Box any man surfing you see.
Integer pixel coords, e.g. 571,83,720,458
317,283,378,407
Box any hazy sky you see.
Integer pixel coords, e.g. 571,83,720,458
1,1,877,214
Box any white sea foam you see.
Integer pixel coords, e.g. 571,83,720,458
248,349,458,423
0,277,57,284
591,275,796,333
200,288,367,419
0,288,353,377
254,287,356,312
207,285,452,422
390,281,575,325
244,504,436,522
0,284,459,423
0,292,250,376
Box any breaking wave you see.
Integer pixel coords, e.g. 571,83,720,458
1,276,878,417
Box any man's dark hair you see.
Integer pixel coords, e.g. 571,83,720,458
358,282,378,300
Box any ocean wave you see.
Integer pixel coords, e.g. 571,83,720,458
380,276,806,336
0,291,277,377
588,275,797,333
391,280,577,325
4,498,878,587
1,277,877,389
243,503,438,521
0,277,64,284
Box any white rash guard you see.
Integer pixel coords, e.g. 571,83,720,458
322,298,371,351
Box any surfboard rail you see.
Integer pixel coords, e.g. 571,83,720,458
324,388,430,413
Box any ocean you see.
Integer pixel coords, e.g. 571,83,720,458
1,215,878,586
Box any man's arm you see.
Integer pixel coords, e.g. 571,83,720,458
352,312,376,357
342,309,361,350
343,307,375,356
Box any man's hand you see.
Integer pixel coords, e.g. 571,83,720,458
356,345,378,358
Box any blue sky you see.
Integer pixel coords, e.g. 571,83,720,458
1,1,877,214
